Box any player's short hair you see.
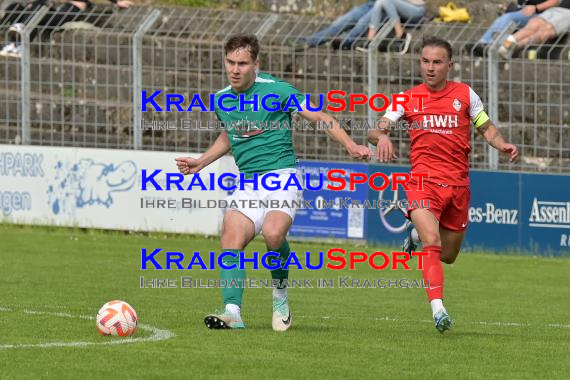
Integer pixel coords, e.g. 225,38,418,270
421,36,453,60
224,34,260,61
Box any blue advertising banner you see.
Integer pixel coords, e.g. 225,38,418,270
520,173,570,255
366,164,412,248
366,164,570,255
290,160,368,240
463,171,521,252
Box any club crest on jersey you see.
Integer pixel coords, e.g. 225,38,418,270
452,99,461,112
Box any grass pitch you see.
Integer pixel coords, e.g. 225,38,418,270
1,224,569,379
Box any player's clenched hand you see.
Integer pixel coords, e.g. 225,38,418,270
500,143,518,162
347,143,372,161
175,157,202,175
376,134,397,162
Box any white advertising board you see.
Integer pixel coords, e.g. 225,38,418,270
0,145,237,235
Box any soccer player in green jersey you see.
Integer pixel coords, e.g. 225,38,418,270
176,34,371,331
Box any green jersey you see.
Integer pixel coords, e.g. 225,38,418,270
214,73,306,176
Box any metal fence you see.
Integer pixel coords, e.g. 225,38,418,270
1,4,569,173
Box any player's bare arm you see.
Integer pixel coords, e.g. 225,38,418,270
477,120,519,162
299,103,372,161
368,117,398,163
175,131,231,175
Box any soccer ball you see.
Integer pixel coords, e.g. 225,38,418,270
96,300,138,337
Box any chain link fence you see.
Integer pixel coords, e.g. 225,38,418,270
1,4,569,173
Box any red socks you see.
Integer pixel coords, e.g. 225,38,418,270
422,245,444,301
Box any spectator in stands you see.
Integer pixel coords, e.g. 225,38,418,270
0,0,132,58
465,0,559,57
0,0,47,25
359,0,426,54
498,0,570,58
292,0,376,51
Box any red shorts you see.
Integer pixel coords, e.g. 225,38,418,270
405,181,470,231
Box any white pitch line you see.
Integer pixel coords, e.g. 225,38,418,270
23,310,93,320
476,321,527,327
0,307,174,350
295,315,570,329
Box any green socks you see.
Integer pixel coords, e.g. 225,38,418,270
267,240,291,289
220,241,291,306
220,249,245,307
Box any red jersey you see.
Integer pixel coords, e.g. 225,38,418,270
384,81,484,186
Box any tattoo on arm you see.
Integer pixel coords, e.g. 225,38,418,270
488,129,502,147
478,123,490,134
478,122,504,149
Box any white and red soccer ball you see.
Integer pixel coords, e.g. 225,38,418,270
96,300,138,337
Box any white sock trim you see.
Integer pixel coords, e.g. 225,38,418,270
411,227,420,243
273,287,287,299
430,299,444,316
226,304,241,315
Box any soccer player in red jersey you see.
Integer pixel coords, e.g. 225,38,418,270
368,36,518,333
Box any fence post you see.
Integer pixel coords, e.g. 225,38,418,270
255,14,279,39
487,22,516,169
132,9,161,150
367,18,398,127
19,6,49,145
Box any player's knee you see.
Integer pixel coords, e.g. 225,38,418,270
220,233,247,250
440,255,457,264
262,228,285,249
419,231,440,247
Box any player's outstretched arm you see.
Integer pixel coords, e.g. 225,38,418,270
477,120,519,162
368,117,398,163
175,132,231,175
299,103,371,160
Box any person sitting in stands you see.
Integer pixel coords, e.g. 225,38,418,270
465,0,558,57
292,0,376,50
359,0,426,54
0,0,132,58
498,0,570,58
